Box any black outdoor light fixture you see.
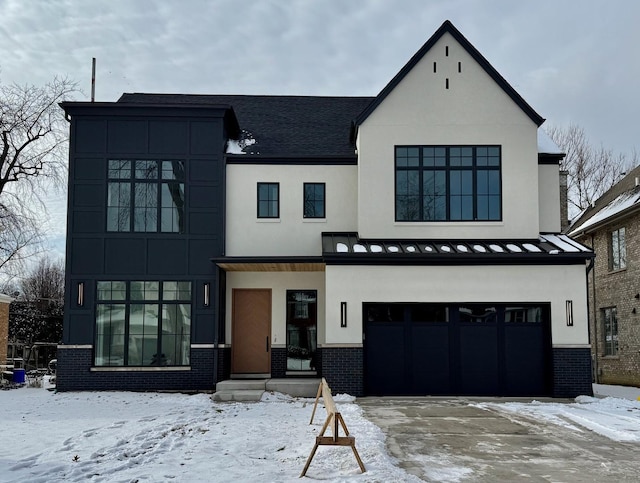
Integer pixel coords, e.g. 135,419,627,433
565,300,573,326
341,302,347,327
77,282,84,306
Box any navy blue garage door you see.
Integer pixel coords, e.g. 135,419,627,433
364,303,552,396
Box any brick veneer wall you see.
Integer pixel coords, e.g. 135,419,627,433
271,347,287,378
216,347,231,383
0,302,9,364
553,347,593,397
57,347,217,391
320,347,363,396
579,218,640,387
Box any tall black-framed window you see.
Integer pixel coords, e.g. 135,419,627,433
303,183,325,218
107,160,185,233
257,182,279,218
609,227,626,271
395,146,501,221
95,280,192,367
602,306,618,356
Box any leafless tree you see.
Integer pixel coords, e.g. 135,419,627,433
18,255,64,303
546,124,637,219
0,76,78,275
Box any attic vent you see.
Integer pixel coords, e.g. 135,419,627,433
445,45,449,56
433,62,437,73
636,177,639,186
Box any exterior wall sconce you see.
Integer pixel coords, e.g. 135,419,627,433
77,282,84,306
565,300,573,326
204,283,210,307
340,302,347,327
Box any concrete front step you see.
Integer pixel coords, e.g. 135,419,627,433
211,389,265,402
212,378,321,402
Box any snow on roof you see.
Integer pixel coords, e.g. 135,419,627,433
537,129,563,155
569,189,640,235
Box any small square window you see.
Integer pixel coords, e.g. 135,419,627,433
257,183,279,218
303,183,325,218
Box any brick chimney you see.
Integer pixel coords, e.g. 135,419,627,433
560,170,569,232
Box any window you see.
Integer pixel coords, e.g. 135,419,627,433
257,182,279,218
603,307,618,356
395,146,501,221
95,281,191,367
303,183,325,218
610,227,626,270
107,160,185,233
286,291,317,371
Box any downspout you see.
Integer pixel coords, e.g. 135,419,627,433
588,233,598,383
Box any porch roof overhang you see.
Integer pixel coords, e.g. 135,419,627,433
212,256,325,272
321,232,594,266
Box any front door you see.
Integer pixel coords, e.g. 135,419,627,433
231,289,271,374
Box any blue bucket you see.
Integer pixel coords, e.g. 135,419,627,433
12,368,25,384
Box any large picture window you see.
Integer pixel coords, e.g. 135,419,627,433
395,146,501,221
610,227,626,271
107,160,185,233
95,281,192,367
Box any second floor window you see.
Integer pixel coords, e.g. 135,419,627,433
610,227,626,270
395,146,501,222
107,160,185,233
304,183,325,218
257,182,279,218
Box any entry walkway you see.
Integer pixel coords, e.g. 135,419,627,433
359,397,640,482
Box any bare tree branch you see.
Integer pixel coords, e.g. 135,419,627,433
546,123,636,220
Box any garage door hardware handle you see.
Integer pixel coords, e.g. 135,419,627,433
266,336,269,352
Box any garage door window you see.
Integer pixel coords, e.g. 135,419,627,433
459,305,497,323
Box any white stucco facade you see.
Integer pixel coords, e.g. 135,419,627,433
226,164,357,256
356,32,540,239
324,264,588,346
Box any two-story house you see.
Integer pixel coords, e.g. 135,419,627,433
569,166,640,388
58,21,593,397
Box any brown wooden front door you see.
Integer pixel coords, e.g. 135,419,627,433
232,289,271,374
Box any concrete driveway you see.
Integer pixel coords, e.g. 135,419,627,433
359,397,640,482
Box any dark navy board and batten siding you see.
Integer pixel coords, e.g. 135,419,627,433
59,105,229,390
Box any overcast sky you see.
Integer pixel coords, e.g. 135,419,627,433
2,0,639,257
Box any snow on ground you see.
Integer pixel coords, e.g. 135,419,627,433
474,385,640,443
2,383,640,482
0,387,418,483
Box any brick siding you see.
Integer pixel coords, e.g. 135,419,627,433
320,347,363,396
271,347,287,378
57,347,217,391
579,219,640,387
0,302,8,363
553,347,593,397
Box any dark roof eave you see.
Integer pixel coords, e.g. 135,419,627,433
570,202,640,238
210,256,324,264
225,154,357,165
323,252,593,266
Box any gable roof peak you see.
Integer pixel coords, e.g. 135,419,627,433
354,20,544,128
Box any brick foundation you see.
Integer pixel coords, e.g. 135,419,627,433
320,347,363,396
553,347,593,397
57,346,217,391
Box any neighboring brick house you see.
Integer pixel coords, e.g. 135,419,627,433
569,165,640,387
58,20,594,397
0,294,12,364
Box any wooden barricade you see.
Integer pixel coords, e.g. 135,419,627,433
300,378,366,477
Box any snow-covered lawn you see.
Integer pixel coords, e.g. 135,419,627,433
0,387,415,483
1,383,639,482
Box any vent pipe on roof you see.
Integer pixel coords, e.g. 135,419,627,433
91,57,96,102
635,176,639,187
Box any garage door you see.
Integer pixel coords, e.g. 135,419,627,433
364,303,552,396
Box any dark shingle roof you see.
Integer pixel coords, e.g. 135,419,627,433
118,93,374,157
